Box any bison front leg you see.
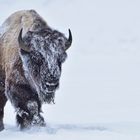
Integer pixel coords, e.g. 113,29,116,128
16,101,45,129
6,83,45,130
16,99,46,129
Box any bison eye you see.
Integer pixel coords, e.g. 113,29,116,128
58,39,63,44
31,52,44,65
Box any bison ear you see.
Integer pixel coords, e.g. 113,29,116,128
18,29,31,53
65,29,72,51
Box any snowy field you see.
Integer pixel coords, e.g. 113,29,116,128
1,0,140,139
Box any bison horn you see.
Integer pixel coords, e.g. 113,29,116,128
18,29,31,52
65,29,72,50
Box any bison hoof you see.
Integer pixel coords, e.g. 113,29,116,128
32,114,46,127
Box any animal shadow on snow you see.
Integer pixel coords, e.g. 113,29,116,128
45,123,108,134
3,123,108,134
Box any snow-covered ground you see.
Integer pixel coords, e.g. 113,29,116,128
1,0,140,139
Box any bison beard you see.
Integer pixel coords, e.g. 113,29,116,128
0,10,72,130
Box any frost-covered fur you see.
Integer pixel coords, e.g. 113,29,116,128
0,10,71,130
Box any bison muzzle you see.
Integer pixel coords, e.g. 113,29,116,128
0,10,72,130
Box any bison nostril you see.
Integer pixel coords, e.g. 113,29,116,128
47,76,59,84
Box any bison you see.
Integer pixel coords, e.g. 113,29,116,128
0,10,72,130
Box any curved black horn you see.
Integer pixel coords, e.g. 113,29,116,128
65,29,72,50
18,29,30,52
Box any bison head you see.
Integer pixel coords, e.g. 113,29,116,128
18,28,72,103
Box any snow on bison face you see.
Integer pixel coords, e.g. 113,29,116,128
18,28,72,103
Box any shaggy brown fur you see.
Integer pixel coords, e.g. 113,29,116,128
0,10,48,130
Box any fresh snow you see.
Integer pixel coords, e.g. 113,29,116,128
1,0,140,139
